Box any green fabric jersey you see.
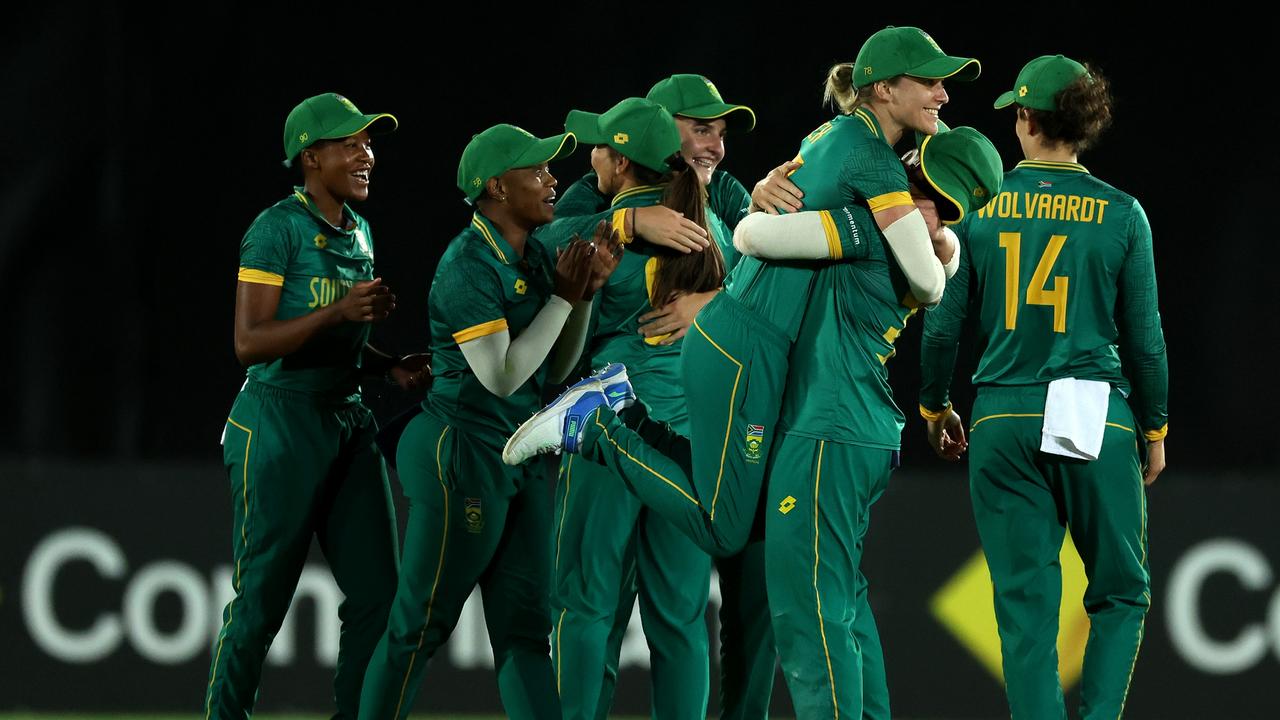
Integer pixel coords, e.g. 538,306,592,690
727,112,903,342
554,184,737,434
920,160,1169,439
773,109,920,448
424,212,558,439
556,170,753,231
237,188,377,401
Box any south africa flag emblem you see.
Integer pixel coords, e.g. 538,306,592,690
745,424,765,463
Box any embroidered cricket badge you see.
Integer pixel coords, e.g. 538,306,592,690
745,424,765,463
464,497,484,533
1038,180,1053,189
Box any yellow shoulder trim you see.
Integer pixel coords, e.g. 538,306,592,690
453,318,509,344
1144,424,1168,442
868,191,915,213
238,268,284,286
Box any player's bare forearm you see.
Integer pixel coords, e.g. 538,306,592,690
233,279,393,366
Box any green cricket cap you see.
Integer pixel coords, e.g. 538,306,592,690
456,124,577,202
564,97,680,173
994,54,1089,111
918,126,1003,224
854,26,980,89
283,93,397,167
646,74,756,133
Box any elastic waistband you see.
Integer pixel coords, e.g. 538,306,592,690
701,292,790,350
243,379,361,408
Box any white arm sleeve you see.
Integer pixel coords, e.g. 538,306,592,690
882,209,945,306
732,211,840,260
458,295,573,398
548,300,593,383
941,227,961,279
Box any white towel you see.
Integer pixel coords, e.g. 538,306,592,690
1041,378,1110,461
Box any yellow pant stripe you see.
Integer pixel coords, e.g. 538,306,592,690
594,414,701,508
812,441,839,718
692,318,742,520
206,417,253,718
394,425,452,718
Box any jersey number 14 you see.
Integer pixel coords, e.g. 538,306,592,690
998,232,1068,333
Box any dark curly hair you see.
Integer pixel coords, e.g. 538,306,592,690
1023,63,1114,153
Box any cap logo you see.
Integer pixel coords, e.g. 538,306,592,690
1019,85,1029,97
299,131,309,142
973,187,986,198
865,66,874,76
920,31,943,53
472,177,482,187
613,133,630,144
336,95,358,113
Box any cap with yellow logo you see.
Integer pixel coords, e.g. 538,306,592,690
456,124,577,203
564,98,681,173
282,93,397,167
993,55,1089,111
854,26,980,89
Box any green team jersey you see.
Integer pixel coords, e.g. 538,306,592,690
556,170,753,231
237,188,377,401
920,160,1169,440
424,212,558,439
553,183,737,434
772,109,921,448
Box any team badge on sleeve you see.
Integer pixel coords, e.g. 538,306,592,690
745,424,765,463
464,497,484,533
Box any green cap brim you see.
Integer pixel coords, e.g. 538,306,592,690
321,112,399,141
510,133,577,169
919,134,967,224
993,91,1018,110
564,110,607,146
909,56,982,82
675,103,757,133
917,129,1003,225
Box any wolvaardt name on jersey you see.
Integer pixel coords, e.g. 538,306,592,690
307,277,355,309
977,191,1111,224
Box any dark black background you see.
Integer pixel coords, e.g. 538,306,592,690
2,3,1267,475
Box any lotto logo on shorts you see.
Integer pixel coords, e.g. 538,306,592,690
744,424,765,463
464,497,484,534
778,495,797,514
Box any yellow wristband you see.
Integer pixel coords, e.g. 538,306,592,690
611,209,632,245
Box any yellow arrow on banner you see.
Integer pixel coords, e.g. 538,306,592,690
931,534,1091,687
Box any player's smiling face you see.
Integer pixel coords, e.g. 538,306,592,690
889,76,949,136
675,116,727,186
499,163,558,227
310,130,375,202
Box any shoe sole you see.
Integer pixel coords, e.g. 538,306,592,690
502,383,602,466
